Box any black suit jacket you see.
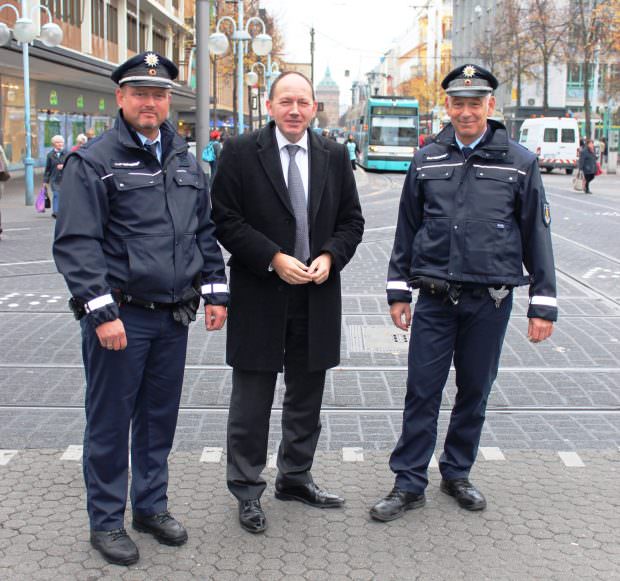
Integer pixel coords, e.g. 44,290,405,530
211,122,364,371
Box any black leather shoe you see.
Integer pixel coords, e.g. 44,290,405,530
369,487,426,522
440,478,487,511
90,528,139,566
275,482,345,508
239,499,267,534
132,511,188,546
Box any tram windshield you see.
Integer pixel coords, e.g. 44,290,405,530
369,106,418,147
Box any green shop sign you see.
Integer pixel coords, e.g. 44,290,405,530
76,95,84,109
49,90,58,106
98,98,106,112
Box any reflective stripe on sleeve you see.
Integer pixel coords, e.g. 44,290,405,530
529,296,558,307
386,281,412,292
201,283,229,295
84,294,115,313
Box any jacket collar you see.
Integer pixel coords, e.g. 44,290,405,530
114,110,187,160
434,119,509,161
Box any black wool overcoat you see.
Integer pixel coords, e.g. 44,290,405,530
211,122,364,371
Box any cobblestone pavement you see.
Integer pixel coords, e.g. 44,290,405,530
1,168,619,578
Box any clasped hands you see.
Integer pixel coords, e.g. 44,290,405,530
271,251,332,285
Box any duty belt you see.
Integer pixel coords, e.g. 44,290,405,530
112,290,176,311
410,276,511,308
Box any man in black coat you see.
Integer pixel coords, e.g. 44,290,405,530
211,71,364,534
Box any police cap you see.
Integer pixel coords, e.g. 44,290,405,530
441,64,498,97
111,51,178,89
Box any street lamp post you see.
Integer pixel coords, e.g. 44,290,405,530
208,0,272,135
0,2,63,205
246,59,279,125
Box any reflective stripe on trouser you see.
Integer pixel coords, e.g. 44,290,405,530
81,305,188,530
390,289,512,494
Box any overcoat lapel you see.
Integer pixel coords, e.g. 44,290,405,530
256,123,294,216
308,129,329,224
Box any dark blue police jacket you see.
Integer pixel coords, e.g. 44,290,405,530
53,111,228,327
387,120,557,322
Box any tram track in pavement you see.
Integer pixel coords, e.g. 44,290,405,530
1,403,619,414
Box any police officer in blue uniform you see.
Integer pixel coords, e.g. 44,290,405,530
53,51,229,565
370,64,557,522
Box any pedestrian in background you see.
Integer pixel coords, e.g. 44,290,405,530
202,129,222,181
370,64,557,523
86,127,96,141
53,51,229,567
0,143,9,240
43,135,67,218
345,134,360,170
211,71,364,535
579,138,597,194
71,133,88,152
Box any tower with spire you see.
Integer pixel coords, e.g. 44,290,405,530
315,67,341,128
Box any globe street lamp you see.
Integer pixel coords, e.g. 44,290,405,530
246,60,280,125
208,0,272,135
0,3,63,205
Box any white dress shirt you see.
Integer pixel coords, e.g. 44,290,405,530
274,126,309,202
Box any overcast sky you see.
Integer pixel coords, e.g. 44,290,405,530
260,0,417,107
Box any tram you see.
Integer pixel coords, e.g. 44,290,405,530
346,96,419,172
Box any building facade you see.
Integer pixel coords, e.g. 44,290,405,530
0,0,195,170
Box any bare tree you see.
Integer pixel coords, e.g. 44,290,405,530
474,0,537,108
569,0,620,137
528,0,570,115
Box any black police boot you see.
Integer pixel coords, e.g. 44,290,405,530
440,478,487,511
90,528,139,566
238,499,267,534
369,487,426,522
132,511,188,546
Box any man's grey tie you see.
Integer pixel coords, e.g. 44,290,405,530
285,144,310,263
462,146,473,159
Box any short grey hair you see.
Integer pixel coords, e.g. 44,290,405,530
76,134,88,145
51,135,64,144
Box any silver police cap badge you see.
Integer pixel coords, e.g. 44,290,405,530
144,52,159,76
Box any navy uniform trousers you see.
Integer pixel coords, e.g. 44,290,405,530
80,304,188,530
226,285,327,501
391,288,513,494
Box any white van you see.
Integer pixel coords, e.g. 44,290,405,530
518,117,580,174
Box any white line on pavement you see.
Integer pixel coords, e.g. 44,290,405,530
342,447,364,462
0,259,54,267
558,451,585,467
429,454,438,469
267,453,277,469
480,447,506,461
200,447,223,463
0,450,18,465
60,445,83,461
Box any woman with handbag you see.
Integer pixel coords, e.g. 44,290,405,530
0,143,10,239
579,138,597,194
